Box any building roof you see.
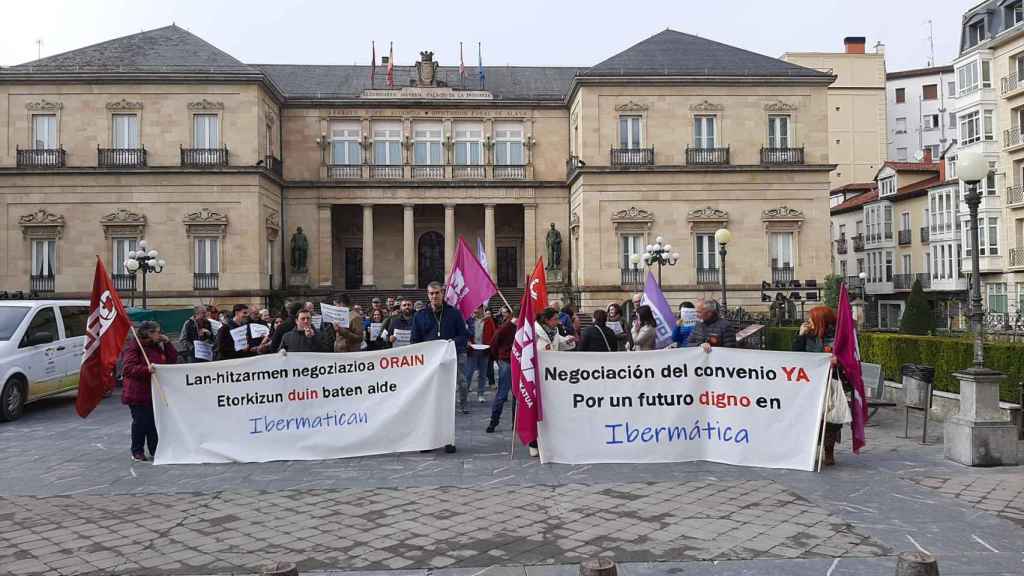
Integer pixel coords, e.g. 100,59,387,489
886,65,954,80
831,189,878,214
832,175,943,215
830,182,876,195
579,29,831,78
874,160,942,181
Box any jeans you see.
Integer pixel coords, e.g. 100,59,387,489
457,352,469,409
466,351,489,395
486,358,496,388
490,360,512,423
129,403,158,456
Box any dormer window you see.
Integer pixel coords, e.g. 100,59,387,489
1006,1,1023,29
879,176,896,197
967,18,986,48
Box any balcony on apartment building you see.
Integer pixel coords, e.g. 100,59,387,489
263,155,283,178
325,163,528,181
98,147,147,168
181,147,229,168
1010,247,1024,270
897,229,912,246
16,147,66,168
610,147,655,166
844,275,863,290
835,237,848,254
193,272,219,291
852,234,865,252
759,146,804,165
894,272,930,291
30,274,55,294
686,146,730,166
1001,71,1024,97
1004,126,1024,150
771,266,795,285
112,274,136,293
865,275,894,295
1008,185,1024,208
696,267,720,286
620,267,644,288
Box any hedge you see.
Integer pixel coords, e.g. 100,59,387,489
764,327,1022,402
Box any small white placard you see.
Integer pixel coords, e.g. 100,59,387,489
369,322,383,340
193,341,213,361
320,304,350,328
393,329,411,347
230,325,249,352
250,323,270,338
608,322,624,335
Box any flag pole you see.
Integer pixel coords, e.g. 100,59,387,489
510,400,518,460
816,365,834,473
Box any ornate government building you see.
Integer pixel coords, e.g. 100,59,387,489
0,25,835,310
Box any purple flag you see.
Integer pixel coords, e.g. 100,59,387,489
639,271,675,349
834,283,867,453
445,236,497,319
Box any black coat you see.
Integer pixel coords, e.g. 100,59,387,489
577,325,618,352
280,328,327,352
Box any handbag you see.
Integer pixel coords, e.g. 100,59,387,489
825,377,852,424
597,326,613,352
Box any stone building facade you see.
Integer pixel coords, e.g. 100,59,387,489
0,26,835,311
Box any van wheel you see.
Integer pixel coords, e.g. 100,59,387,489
0,377,26,422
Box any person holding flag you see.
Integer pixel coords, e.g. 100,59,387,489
511,291,542,457
833,283,868,458
121,320,177,462
77,257,132,419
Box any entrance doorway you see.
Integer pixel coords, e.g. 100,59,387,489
418,231,445,287
345,247,362,289
497,246,518,287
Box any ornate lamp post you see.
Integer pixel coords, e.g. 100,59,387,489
638,236,679,286
715,228,731,309
943,149,1017,466
124,240,165,310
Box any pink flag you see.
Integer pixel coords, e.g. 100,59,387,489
445,236,497,319
512,289,541,445
834,283,867,453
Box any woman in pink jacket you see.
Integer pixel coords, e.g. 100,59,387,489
121,321,177,462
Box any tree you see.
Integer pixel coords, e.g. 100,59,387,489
900,277,935,335
823,274,843,310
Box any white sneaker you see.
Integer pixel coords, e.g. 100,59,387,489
478,393,486,403
528,446,539,457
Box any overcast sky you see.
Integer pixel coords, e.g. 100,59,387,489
0,0,976,72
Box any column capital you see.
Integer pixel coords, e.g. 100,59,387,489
523,203,538,210
484,203,497,209
403,203,416,209
444,203,457,210
362,202,375,209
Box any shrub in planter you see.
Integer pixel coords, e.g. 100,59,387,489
899,277,934,335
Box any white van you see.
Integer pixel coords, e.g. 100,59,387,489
0,300,90,422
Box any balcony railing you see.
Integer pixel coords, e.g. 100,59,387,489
112,274,136,292
898,229,912,245
566,155,583,178
771,266,795,285
620,267,644,287
610,147,654,166
760,146,804,165
916,272,931,290
193,273,219,290
98,147,146,168
327,164,361,179
453,165,485,179
181,147,229,167
894,273,914,291
16,147,65,168
1002,72,1022,94
852,234,865,252
30,275,54,293
844,276,863,289
264,155,282,177
412,165,444,179
1007,185,1024,207
1004,127,1024,148
1010,247,1024,269
686,146,730,165
920,226,930,243
370,165,403,179
835,238,848,254
493,165,526,179
696,267,720,286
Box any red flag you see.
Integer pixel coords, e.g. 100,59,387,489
834,283,867,453
76,257,131,418
528,257,548,311
444,236,497,319
386,42,394,87
512,289,542,445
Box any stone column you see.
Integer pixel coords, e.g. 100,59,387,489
444,204,456,279
524,203,537,283
362,204,374,287
403,204,416,287
317,205,332,287
485,204,497,281
944,367,1018,466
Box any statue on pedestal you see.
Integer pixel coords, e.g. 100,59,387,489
290,227,309,273
545,223,562,269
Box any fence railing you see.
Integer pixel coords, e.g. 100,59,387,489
771,266,795,285
1002,71,1021,94
1007,185,1024,207
760,146,804,165
17,147,65,168
453,165,485,178
112,274,136,292
852,234,865,252
412,165,444,179
610,147,654,166
894,273,914,290
327,164,361,179
265,155,282,177
696,267,720,285
493,165,526,179
836,238,848,254
1010,247,1024,269
916,272,931,290
620,267,644,287
898,229,912,245
1004,127,1024,148
370,165,403,179
193,273,219,290
181,147,228,167
686,146,730,165
30,274,54,293
98,147,146,168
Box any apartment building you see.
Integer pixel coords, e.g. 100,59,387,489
886,65,955,162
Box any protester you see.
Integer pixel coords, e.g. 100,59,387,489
792,305,845,466
178,305,214,363
364,308,390,351
486,307,516,433
386,296,396,312
629,293,643,324
484,308,498,390
466,305,496,403
303,301,315,315
122,321,177,462
385,299,415,347
631,305,657,351
559,304,576,337
578,309,617,352
271,301,304,352
217,304,259,360
686,299,736,351
414,300,425,312
606,303,630,350
330,294,364,352
411,281,469,452
535,307,576,351
257,309,272,325
279,309,327,352
672,301,697,347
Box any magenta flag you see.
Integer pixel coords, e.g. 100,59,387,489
512,289,542,445
834,283,867,453
445,236,497,319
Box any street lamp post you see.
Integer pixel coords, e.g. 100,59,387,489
958,150,989,368
715,228,732,310
638,236,680,286
124,240,166,309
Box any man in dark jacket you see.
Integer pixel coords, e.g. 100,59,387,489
270,301,303,352
384,298,415,347
686,299,736,351
577,309,618,352
280,310,326,352
486,308,516,433
179,305,215,362
411,281,469,453
217,304,259,360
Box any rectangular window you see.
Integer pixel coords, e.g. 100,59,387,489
621,234,643,269
695,234,718,269
902,253,912,274
958,61,979,95
923,114,939,131
896,147,908,161
693,115,716,149
840,259,848,277
857,257,864,274
32,114,57,149
618,115,642,149
924,144,940,159
901,211,911,232
372,121,402,165
1008,2,1024,28
413,122,443,165
193,114,219,148
856,220,863,235
331,122,362,165
948,111,956,129
112,238,137,274
895,117,907,134
767,115,790,148
885,250,893,282
988,217,999,255
968,20,986,48
111,114,139,148
933,246,940,279
922,84,938,100
884,205,894,239
769,232,793,269
880,177,896,196
31,239,56,277
960,110,981,145
947,81,957,97
454,122,483,165
494,122,525,165
895,87,906,103
982,60,992,88
983,110,994,140
879,302,904,329
988,283,1008,314
194,238,219,274
986,170,996,195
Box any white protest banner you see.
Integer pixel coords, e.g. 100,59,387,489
193,341,213,361
321,303,350,328
536,347,830,471
229,325,249,351
151,340,457,464
392,329,411,347
250,323,270,339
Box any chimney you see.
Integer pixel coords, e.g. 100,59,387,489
844,36,866,54
381,56,389,64
923,148,933,164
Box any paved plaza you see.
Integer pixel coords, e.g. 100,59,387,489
0,388,1022,576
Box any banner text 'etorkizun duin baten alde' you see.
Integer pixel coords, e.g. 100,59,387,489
151,341,456,464
536,347,830,471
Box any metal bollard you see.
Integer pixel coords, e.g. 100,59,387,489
580,558,617,576
895,551,939,576
261,562,299,576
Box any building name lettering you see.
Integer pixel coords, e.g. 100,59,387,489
360,88,495,100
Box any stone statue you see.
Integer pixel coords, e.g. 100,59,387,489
291,227,309,273
545,223,562,269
